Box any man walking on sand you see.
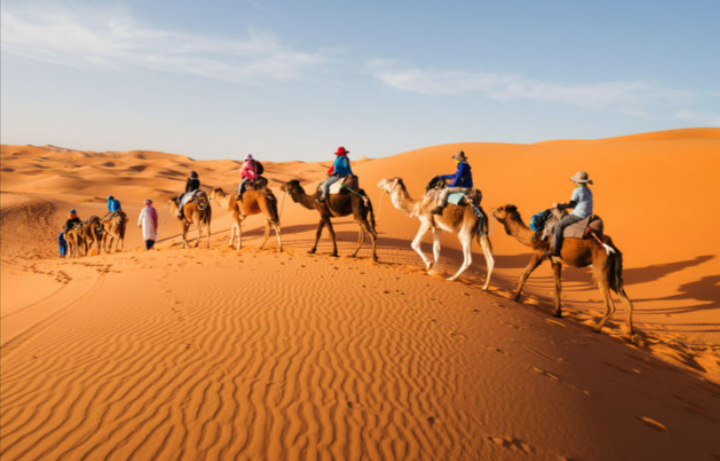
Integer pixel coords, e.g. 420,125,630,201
138,199,159,250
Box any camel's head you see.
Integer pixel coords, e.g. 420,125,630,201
281,180,304,199
210,187,225,200
491,204,518,224
377,177,404,194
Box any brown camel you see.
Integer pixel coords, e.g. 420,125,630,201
280,179,378,261
102,210,128,253
64,224,85,258
491,204,634,335
209,187,282,251
377,178,494,289
79,216,103,256
168,191,212,248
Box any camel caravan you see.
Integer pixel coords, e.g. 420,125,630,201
56,147,635,339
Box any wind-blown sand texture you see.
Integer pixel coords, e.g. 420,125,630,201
1,128,719,460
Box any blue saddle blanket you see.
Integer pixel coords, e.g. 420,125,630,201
447,192,467,205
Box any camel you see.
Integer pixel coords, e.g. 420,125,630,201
209,187,282,251
64,224,85,258
377,177,494,289
280,179,378,261
168,191,212,249
79,216,103,256
102,210,128,253
491,204,634,335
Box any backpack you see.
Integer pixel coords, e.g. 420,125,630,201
254,160,264,175
529,209,552,232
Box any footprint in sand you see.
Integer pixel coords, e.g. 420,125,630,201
488,436,535,454
637,416,668,432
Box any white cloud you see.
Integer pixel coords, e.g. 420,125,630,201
0,2,335,85
675,108,720,126
368,60,694,116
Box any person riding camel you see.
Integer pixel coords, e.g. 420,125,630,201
177,171,201,218
63,209,82,232
318,146,353,204
237,154,259,199
546,171,594,257
431,150,473,215
107,195,121,215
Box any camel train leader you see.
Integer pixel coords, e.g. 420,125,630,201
546,171,594,257
430,150,473,215
176,171,201,219
138,199,159,250
318,146,354,204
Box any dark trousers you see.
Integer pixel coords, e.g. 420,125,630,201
145,239,155,250
552,214,584,252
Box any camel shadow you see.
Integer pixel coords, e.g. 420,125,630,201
634,274,720,315
531,255,715,288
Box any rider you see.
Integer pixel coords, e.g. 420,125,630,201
431,150,473,215
63,209,82,232
318,146,353,204
107,195,121,213
546,171,594,257
237,154,259,199
177,171,201,218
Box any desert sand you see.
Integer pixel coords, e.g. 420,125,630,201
1,128,719,460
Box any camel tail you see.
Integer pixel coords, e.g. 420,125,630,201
475,206,493,251
267,190,280,225
366,197,377,232
609,247,625,293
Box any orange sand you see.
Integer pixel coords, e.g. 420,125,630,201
1,129,719,460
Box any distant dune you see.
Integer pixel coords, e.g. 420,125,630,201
1,129,719,460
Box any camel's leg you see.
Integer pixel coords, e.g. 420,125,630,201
480,236,494,291
362,218,378,262
614,286,634,334
411,219,433,271
552,261,563,317
326,219,339,257
275,223,283,252
431,227,441,273
181,222,190,249
514,253,544,302
448,231,473,281
237,218,244,251
228,221,237,248
594,266,617,333
309,220,325,254
350,222,365,258
195,217,202,248
206,220,211,249
259,220,271,249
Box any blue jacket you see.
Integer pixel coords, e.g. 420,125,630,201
440,161,473,188
108,199,121,213
332,155,353,177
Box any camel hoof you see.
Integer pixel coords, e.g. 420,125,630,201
330,253,339,258
512,294,521,302
446,276,457,281
553,311,563,318
348,254,357,259
594,326,603,334
308,249,316,254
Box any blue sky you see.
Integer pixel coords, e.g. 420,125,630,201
2,0,719,161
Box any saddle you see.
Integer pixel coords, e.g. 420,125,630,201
317,176,359,196
180,190,204,207
425,187,483,208
540,209,604,241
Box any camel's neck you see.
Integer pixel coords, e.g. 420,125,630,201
390,187,420,217
293,191,317,211
506,215,535,247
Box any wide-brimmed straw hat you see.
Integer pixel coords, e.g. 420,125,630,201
569,171,593,184
452,150,466,161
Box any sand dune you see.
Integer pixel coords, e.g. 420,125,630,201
1,130,720,460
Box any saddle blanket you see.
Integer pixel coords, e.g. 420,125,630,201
181,190,203,207
447,193,466,205
320,176,360,195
